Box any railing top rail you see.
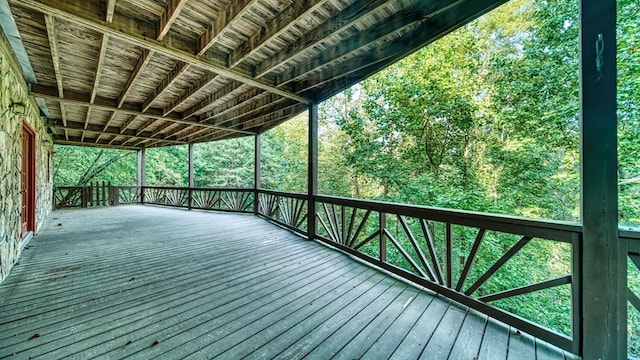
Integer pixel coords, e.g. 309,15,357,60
315,194,582,242
257,188,308,199
622,229,640,255
141,185,253,192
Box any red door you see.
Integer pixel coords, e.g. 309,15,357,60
21,124,35,236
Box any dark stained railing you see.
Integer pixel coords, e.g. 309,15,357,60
52,185,640,356
54,182,115,208
312,195,580,353
257,189,308,235
141,186,255,213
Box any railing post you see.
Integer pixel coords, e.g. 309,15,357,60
81,187,88,208
379,212,386,262
307,103,318,240
137,148,146,205
571,232,582,355
188,143,194,210
254,134,261,216
579,0,625,357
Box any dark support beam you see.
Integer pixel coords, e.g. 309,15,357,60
579,0,625,358
188,143,194,209
307,104,318,240
137,148,146,204
254,134,261,215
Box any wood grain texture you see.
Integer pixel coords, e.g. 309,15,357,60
0,206,569,359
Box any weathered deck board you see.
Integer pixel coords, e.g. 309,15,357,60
0,205,572,359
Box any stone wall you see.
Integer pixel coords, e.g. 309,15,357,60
0,28,53,284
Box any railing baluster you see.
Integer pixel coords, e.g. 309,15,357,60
446,223,452,288
379,212,387,262
331,203,342,244
479,275,571,302
420,219,444,285
629,289,640,312
383,228,431,280
397,215,437,282
465,236,532,296
348,209,371,249
456,228,486,292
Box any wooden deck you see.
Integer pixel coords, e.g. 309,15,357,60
0,205,576,359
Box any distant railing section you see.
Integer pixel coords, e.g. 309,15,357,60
190,188,254,213
313,194,581,353
54,182,116,208
257,190,308,235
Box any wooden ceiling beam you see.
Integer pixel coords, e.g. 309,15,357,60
105,0,116,23
306,0,508,103
181,80,243,119
163,73,218,116
91,34,109,103
32,84,254,135
177,126,209,141
119,49,154,107
229,0,327,67
239,103,306,131
228,0,327,68
142,62,190,112
135,119,156,136
216,97,293,128
149,121,177,137
201,93,285,127
60,103,69,140
254,0,394,78
196,0,260,56
55,136,139,150
44,15,63,98
157,0,188,41
51,119,187,145
197,87,263,123
277,8,422,87
119,115,137,134
13,0,309,103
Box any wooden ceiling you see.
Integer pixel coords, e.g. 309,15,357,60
7,0,506,149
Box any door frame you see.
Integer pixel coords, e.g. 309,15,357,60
21,122,36,237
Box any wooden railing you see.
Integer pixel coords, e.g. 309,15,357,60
52,185,640,356
54,182,117,208
257,189,308,235
142,186,254,213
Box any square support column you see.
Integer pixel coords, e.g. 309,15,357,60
254,134,261,215
188,143,194,209
579,0,626,358
308,103,318,239
137,148,146,204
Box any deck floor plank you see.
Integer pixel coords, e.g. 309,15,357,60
0,206,574,360
447,309,489,360
419,304,467,359
359,291,436,360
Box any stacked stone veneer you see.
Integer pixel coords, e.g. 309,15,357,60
0,28,53,284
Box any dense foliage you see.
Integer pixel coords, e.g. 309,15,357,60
53,0,638,354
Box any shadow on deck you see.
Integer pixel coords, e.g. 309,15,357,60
0,205,576,359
